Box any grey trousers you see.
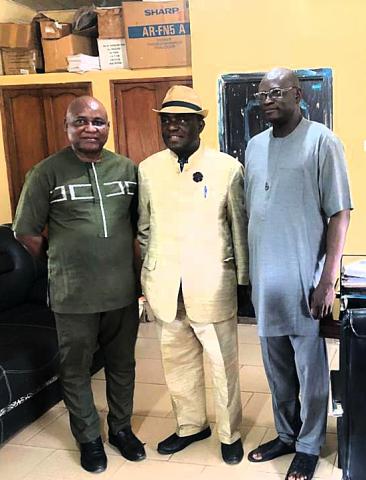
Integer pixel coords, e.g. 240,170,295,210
55,301,139,443
260,335,329,455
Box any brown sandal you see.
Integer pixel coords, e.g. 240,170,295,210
248,437,296,463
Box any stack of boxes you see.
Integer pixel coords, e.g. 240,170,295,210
0,20,43,74
40,19,96,73
0,15,97,74
96,7,128,70
0,0,192,75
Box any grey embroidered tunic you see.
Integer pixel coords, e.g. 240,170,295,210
245,118,352,337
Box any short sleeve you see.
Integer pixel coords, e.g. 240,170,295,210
319,133,353,218
12,168,50,235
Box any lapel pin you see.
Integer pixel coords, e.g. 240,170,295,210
193,172,203,182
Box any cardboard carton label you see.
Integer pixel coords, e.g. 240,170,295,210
97,38,128,69
2,48,38,75
128,22,189,38
144,7,180,15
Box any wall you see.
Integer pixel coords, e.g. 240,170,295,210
39,9,76,23
0,0,35,22
0,66,191,223
189,0,365,253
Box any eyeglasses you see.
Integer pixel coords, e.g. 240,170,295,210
253,86,297,102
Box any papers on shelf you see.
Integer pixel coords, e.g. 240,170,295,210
67,54,100,73
343,259,366,278
342,259,366,289
342,276,366,288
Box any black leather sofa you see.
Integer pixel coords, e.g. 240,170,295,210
0,224,103,445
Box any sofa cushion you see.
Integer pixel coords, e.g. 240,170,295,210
27,276,48,306
0,304,59,415
0,226,35,312
0,302,56,328
0,252,13,274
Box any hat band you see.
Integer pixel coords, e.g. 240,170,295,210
161,100,202,111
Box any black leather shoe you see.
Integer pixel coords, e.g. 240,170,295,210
109,426,146,462
221,438,244,465
80,436,107,473
157,426,211,454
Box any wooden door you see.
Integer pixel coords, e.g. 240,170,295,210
111,76,192,164
0,83,92,215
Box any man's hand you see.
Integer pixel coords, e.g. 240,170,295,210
237,284,255,318
310,281,335,319
14,233,47,259
310,209,350,320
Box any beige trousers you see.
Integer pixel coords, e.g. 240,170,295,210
156,300,242,444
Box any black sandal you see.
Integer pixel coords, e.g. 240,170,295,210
285,452,318,480
247,437,296,463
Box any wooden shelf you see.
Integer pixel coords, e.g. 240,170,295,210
0,66,192,86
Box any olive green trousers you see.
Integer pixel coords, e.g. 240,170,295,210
54,301,139,443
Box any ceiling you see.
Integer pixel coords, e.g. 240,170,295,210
10,0,124,11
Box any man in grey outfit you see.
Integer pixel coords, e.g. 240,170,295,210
245,68,352,480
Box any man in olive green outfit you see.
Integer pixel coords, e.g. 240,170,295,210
13,96,146,474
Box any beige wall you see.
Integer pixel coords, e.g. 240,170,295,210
38,9,76,23
189,0,365,254
0,0,35,22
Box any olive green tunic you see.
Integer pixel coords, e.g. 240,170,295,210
13,147,137,314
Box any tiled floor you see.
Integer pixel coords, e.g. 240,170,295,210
0,323,342,480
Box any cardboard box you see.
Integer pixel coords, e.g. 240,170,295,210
1,48,38,75
0,23,35,49
42,34,96,72
97,7,124,39
0,13,50,49
40,20,71,39
122,0,191,69
97,38,128,69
